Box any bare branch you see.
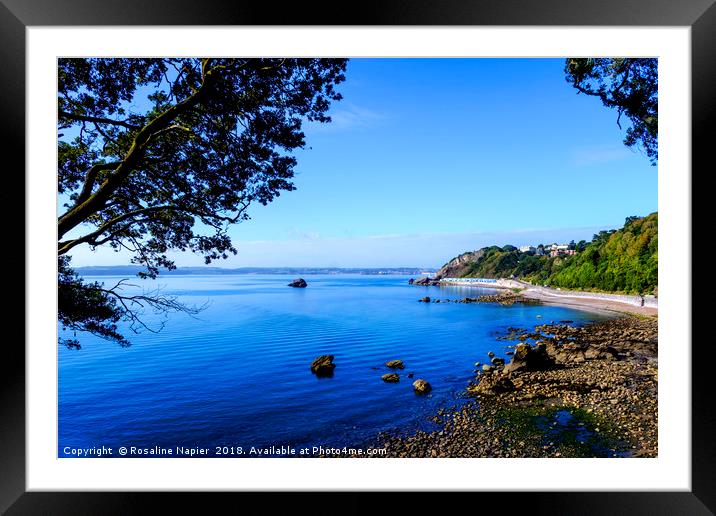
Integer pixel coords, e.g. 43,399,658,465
58,110,142,130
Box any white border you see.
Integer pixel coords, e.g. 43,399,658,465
27,27,691,491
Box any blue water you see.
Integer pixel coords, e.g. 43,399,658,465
58,274,607,457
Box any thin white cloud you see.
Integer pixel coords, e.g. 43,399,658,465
308,103,388,132
286,227,321,240
569,145,634,167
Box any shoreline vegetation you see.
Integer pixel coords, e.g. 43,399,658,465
369,314,658,458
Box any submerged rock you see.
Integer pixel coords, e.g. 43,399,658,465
382,373,400,383
413,379,432,394
288,278,308,288
310,355,336,376
386,360,405,369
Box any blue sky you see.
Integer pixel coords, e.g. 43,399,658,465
67,58,657,269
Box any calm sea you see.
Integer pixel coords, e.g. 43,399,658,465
58,274,607,457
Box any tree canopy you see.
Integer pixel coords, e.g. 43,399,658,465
565,58,658,165
58,58,347,347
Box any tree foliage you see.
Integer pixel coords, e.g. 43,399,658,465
545,213,658,294
449,213,658,295
58,58,347,347
565,58,658,165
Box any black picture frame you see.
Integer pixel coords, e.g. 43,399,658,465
2,0,712,513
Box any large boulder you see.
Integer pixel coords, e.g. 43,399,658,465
412,379,432,394
503,342,555,373
381,373,400,383
310,355,335,376
386,360,405,369
470,374,516,395
288,278,308,288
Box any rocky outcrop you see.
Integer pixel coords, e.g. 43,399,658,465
288,278,307,288
435,249,488,278
470,374,515,395
310,355,335,376
382,373,400,383
412,379,432,394
475,292,538,306
386,360,405,369
503,342,555,374
376,316,658,458
412,276,440,286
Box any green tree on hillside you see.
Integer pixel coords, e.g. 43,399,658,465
446,214,657,295
58,58,347,348
547,213,658,294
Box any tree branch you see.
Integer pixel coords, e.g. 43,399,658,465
58,110,142,130
74,161,123,206
57,69,219,239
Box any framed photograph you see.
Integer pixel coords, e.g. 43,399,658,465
3,0,713,512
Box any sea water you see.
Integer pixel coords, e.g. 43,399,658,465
58,274,607,457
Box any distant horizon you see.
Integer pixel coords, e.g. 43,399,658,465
68,219,634,270
75,264,439,272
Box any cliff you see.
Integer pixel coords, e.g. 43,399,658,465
435,249,486,279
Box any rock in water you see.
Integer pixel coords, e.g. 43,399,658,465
310,355,336,376
413,379,432,394
288,278,308,288
382,373,400,383
386,360,405,369
418,296,431,303
413,276,440,286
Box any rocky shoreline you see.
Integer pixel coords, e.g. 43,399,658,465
370,315,658,458
417,291,540,306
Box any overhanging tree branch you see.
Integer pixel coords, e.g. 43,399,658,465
58,110,143,130
57,58,347,347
